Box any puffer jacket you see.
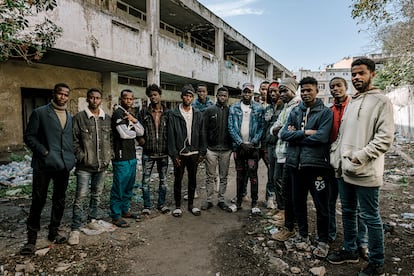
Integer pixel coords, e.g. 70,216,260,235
228,101,264,150
73,108,112,172
280,98,333,169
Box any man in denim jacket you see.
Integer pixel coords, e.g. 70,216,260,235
228,83,264,214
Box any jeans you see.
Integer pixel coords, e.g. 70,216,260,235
71,169,105,230
173,154,199,208
27,169,70,233
141,154,168,209
329,172,368,247
265,145,277,201
338,178,383,264
273,162,285,210
234,148,259,207
290,166,330,242
205,149,231,203
110,159,137,220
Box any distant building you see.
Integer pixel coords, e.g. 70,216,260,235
0,0,292,151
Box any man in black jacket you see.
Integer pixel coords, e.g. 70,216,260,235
201,87,232,211
21,83,76,255
68,88,112,245
168,84,205,217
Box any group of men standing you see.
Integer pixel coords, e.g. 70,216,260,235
19,57,393,276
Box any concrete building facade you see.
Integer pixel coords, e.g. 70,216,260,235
0,0,292,152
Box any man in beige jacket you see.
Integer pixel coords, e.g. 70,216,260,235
327,57,394,276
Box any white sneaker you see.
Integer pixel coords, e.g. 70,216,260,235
266,197,276,209
251,207,262,215
87,219,104,231
68,230,80,246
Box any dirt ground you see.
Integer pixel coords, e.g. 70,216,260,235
0,141,414,275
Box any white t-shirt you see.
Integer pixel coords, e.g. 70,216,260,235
240,102,251,143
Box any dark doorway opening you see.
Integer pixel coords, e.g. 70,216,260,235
21,88,52,133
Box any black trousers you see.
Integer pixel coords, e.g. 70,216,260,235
27,169,70,233
173,154,199,208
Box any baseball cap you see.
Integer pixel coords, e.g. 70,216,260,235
242,83,254,92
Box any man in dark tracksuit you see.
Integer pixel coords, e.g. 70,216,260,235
21,83,75,255
280,77,333,258
168,84,205,217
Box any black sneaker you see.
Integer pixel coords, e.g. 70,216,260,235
358,263,385,276
327,249,359,264
217,202,229,211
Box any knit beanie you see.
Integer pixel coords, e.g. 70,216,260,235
279,78,298,94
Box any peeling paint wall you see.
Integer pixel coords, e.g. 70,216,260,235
0,61,102,151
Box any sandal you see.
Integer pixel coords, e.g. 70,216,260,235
158,206,170,214
189,207,201,216
112,218,130,228
172,208,182,217
20,243,36,255
313,242,329,258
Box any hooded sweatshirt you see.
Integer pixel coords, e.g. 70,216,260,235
338,88,394,187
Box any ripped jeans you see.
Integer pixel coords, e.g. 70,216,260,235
141,154,169,209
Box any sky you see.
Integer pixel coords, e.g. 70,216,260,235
197,0,375,72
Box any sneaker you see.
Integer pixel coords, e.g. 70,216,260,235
87,219,104,231
201,201,213,210
217,202,229,211
142,208,151,215
272,210,285,221
230,197,237,203
242,195,249,202
358,263,385,276
266,197,276,209
313,241,329,258
68,231,80,246
251,207,261,215
272,228,296,242
327,249,359,264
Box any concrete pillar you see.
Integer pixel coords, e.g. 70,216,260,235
102,72,119,114
215,27,224,94
248,49,255,83
147,0,160,85
267,64,273,81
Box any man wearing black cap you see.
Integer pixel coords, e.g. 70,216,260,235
228,83,265,214
168,84,206,217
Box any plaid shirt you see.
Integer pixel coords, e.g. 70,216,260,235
138,105,169,158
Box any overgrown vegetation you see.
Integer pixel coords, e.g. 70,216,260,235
0,0,62,62
351,0,414,89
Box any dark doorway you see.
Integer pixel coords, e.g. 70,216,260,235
21,88,53,133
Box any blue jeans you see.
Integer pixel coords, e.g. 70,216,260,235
205,149,232,203
329,172,368,246
110,159,137,220
141,154,168,209
234,148,259,207
338,178,383,265
71,169,105,230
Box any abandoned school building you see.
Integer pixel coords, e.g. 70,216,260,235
0,0,293,152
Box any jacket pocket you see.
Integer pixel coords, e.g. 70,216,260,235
42,150,64,170
342,156,374,178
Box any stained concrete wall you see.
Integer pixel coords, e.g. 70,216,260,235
0,61,102,151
